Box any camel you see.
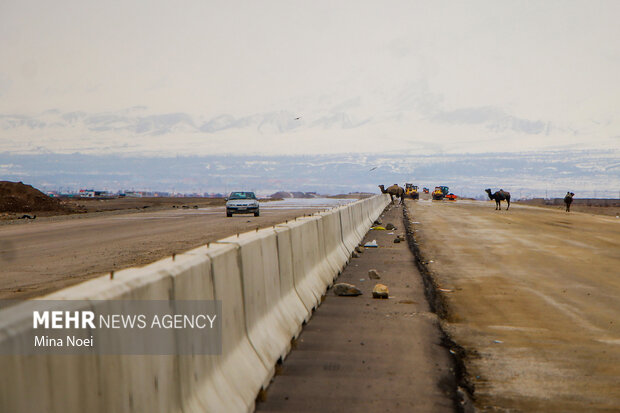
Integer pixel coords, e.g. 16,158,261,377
379,184,405,204
485,188,511,210
564,192,575,212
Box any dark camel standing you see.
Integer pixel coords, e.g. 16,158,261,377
564,192,575,212
485,188,511,210
379,184,405,204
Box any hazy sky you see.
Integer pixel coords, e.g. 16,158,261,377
1,0,620,156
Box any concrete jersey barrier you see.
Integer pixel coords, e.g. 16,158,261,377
215,229,296,369
278,217,329,310
318,209,350,277
0,195,389,413
273,225,312,324
338,204,360,253
204,242,272,412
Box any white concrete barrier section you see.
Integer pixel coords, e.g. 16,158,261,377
379,194,388,214
300,213,340,287
0,300,99,413
295,215,334,288
82,262,178,413
369,194,389,221
351,201,368,245
168,251,238,413
360,197,374,227
0,258,181,413
318,209,349,278
339,195,389,253
273,225,313,323
0,194,390,413
203,242,271,411
279,217,329,310
215,229,296,370
339,204,362,253
368,197,376,222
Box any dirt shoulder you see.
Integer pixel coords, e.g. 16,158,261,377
0,204,319,301
516,199,620,217
406,199,620,412
0,196,229,223
62,196,227,213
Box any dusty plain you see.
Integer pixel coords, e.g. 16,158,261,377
516,198,620,218
0,199,327,300
406,198,620,412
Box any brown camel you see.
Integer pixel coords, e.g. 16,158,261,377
379,184,405,204
564,192,575,212
485,188,511,210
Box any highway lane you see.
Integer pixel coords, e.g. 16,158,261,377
0,199,352,300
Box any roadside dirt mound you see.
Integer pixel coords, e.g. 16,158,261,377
0,181,70,213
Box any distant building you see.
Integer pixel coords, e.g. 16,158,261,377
79,189,96,198
79,189,113,198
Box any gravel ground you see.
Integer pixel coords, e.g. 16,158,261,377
406,198,620,412
0,202,328,300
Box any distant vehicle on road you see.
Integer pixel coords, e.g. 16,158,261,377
226,192,260,217
432,187,445,200
405,183,419,199
432,186,450,200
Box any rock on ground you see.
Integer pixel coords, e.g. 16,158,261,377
333,283,362,296
372,284,389,299
368,269,381,279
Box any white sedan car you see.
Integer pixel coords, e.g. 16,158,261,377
226,192,260,217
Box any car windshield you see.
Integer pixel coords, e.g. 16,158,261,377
229,192,256,200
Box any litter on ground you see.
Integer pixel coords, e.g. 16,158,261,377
364,240,379,247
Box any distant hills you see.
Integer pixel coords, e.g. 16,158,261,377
0,150,618,199
269,191,320,199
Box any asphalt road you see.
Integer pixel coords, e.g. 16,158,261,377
406,198,620,412
0,200,344,300
257,203,458,412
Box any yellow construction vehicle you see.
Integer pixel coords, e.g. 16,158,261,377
405,183,419,199
432,186,445,200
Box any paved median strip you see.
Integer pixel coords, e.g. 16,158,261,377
255,203,459,413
